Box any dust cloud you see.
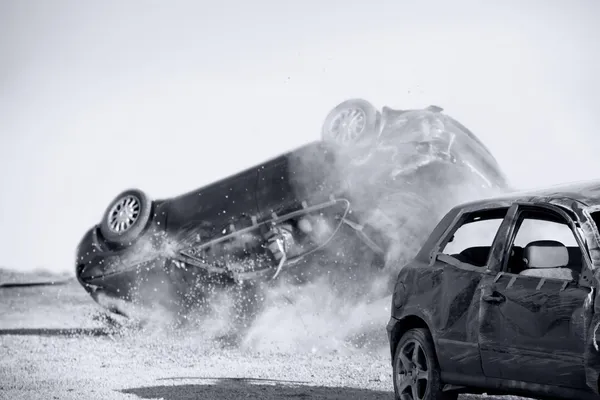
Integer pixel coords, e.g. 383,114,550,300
235,107,510,354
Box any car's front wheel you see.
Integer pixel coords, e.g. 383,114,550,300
393,328,457,400
99,188,152,246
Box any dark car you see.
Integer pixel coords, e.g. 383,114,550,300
75,98,508,318
387,180,600,400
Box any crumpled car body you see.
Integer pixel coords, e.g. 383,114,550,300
75,98,509,317
387,180,600,400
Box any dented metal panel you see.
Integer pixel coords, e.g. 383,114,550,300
478,272,588,388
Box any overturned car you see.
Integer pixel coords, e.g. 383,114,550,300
75,99,509,317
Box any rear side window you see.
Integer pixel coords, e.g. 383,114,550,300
513,219,577,247
503,209,582,279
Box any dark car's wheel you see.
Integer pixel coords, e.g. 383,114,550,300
393,328,457,400
321,99,381,146
99,188,152,246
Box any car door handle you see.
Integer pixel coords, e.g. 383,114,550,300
482,292,506,304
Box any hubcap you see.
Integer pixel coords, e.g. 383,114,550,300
395,339,429,400
107,195,141,234
328,107,367,143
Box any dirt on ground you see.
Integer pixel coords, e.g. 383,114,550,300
0,269,531,400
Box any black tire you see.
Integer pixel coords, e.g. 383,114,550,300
393,328,457,400
99,188,152,246
321,99,381,146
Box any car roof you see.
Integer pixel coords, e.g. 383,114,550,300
457,179,600,211
414,179,600,262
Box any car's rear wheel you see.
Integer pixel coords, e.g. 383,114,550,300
99,188,152,246
393,328,457,400
322,99,380,146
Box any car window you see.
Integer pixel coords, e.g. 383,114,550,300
443,219,504,255
440,211,506,267
513,219,577,247
505,209,583,281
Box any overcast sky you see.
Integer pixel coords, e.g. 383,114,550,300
1,0,599,272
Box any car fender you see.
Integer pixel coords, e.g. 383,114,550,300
388,306,437,360
395,306,437,335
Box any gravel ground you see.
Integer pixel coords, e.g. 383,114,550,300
0,270,532,400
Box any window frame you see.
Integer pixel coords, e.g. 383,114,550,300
430,205,510,272
498,202,594,286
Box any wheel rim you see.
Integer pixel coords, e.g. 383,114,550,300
107,195,141,234
328,107,367,144
395,339,430,400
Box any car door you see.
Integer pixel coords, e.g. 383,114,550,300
165,165,260,239
424,206,512,379
255,142,340,219
256,153,302,219
478,203,591,389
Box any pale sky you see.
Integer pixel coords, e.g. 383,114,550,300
1,0,599,272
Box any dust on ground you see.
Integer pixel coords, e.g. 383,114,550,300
0,269,533,400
